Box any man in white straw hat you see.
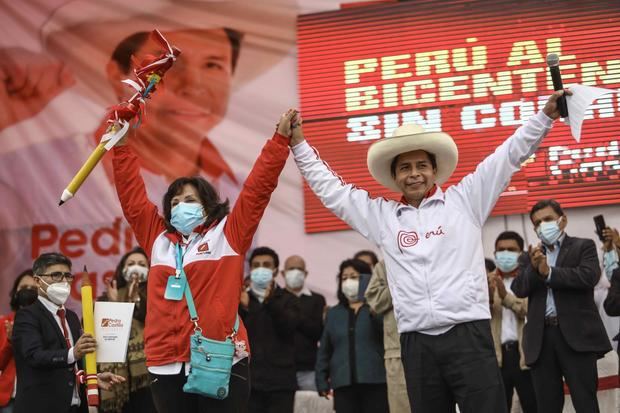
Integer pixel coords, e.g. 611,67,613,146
288,89,571,413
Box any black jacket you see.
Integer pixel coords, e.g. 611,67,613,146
511,235,612,366
284,289,326,371
12,299,87,413
240,287,300,391
603,267,620,366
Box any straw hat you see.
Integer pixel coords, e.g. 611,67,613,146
41,0,297,104
366,124,458,192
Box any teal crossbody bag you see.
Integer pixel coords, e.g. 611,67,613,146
175,244,239,400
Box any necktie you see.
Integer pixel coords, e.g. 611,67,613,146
57,308,81,399
56,308,72,349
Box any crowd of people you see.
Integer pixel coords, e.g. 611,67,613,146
0,92,619,413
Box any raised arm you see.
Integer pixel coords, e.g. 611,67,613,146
289,114,389,246
453,91,567,226
224,111,292,254
112,142,165,255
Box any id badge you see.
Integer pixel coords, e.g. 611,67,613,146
164,276,186,301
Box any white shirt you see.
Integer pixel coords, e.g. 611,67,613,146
37,296,80,406
293,111,553,335
500,278,519,344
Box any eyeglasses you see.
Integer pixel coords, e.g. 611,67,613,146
39,272,75,282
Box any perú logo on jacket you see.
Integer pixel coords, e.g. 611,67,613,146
398,231,419,249
398,226,445,251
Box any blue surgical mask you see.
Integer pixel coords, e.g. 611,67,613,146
250,267,273,290
603,249,619,280
495,251,520,273
170,202,206,236
536,218,563,246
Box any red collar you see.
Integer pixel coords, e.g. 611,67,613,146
399,184,438,205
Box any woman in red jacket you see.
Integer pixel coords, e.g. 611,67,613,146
0,270,37,412
112,110,296,413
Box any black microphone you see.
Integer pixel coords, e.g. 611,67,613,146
546,53,569,118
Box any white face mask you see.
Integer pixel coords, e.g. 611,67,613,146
341,278,360,302
40,279,71,306
123,264,149,282
284,269,305,290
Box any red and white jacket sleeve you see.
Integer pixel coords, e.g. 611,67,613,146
291,140,388,246
224,133,290,254
112,145,166,255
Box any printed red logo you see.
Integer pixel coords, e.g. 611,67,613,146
197,243,210,253
398,231,419,248
101,318,123,328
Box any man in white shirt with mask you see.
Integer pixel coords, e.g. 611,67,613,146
281,255,326,391
489,231,537,412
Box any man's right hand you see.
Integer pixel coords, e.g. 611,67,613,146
318,390,331,400
73,333,97,360
290,111,305,147
0,48,74,131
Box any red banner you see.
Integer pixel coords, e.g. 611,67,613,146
298,0,620,233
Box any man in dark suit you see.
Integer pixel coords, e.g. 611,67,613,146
240,247,300,413
604,267,620,376
11,252,124,413
280,255,326,391
511,200,611,413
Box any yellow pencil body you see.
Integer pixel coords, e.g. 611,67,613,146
81,281,99,405
59,143,107,205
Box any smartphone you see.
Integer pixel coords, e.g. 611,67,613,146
594,215,606,242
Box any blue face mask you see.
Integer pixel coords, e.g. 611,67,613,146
603,249,619,280
495,251,520,273
250,267,273,290
170,202,206,236
536,218,563,246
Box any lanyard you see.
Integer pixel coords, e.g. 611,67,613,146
174,242,239,337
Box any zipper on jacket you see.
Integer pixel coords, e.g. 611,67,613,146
417,209,435,325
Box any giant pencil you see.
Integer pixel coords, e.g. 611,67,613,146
80,268,98,406
58,29,180,205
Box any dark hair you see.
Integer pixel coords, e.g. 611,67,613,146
248,246,280,269
111,28,244,75
353,250,379,266
485,258,496,273
495,231,525,251
163,177,230,233
9,269,35,312
529,199,564,221
32,252,72,276
336,258,372,305
113,247,148,289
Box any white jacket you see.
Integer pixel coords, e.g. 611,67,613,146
292,111,553,334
